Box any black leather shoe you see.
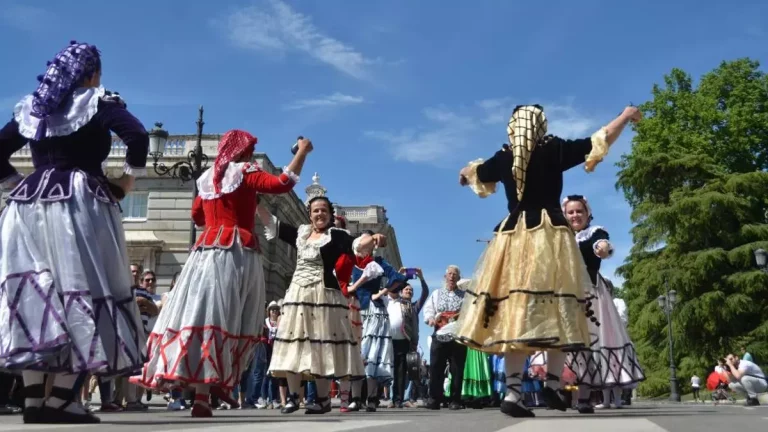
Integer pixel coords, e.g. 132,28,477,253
541,387,568,412
500,400,535,418
305,398,332,414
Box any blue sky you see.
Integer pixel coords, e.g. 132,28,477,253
1,0,766,360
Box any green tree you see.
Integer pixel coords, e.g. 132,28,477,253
616,58,768,397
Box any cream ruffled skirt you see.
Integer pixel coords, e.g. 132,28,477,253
455,210,592,354
268,280,365,381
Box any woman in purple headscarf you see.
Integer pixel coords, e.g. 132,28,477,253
0,41,149,424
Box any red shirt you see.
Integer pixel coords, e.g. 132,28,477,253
192,163,296,252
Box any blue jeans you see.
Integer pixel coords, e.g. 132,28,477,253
305,381,316,403
240,344,268,404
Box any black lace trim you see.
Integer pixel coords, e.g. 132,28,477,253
465,289,600,329
456,335,588,352
274,337,358,345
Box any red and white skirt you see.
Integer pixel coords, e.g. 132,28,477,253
131,244,265,391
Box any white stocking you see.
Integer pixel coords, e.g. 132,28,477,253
502,353,527,403
545,351,566,391
21,371,45,409
46,373,87,415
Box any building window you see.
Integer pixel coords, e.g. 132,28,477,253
122,192,149,221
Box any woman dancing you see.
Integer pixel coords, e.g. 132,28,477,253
263,197,386,414
347,235,407,412
131,131,311,417
561,194,645,412
0,41,148,424
455,104,641,417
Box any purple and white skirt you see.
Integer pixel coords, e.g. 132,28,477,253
0,172,145,375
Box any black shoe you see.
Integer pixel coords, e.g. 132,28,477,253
449,402,463,410
541,388,568,412
500,400,535,418
425,399,441,410
746,397,760,406
305,398,331,414
281,396,300,414
365,397,377,412
576,399,594,414
22,406,42,424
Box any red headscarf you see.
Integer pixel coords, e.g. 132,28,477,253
213,130,258,194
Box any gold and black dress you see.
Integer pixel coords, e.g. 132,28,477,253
455,105,609,354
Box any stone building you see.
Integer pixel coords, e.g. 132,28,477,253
2,135,403,300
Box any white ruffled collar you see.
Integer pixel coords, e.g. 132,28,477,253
196,162,247,200
295,225,349,251
14,86,105,140
575,225,606,244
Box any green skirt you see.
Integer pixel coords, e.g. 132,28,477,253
445,348,492,399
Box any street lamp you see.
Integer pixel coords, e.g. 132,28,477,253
476,239,491,244
754,248,768,272
148,106,210,247
657,280,680,402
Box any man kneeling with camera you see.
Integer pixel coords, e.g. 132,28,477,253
724,354,766,406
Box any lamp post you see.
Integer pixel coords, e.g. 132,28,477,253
754,248,768,273
657,280,680,402
147,106,210,247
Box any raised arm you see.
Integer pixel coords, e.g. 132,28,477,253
243,137,313,193
0,120,27,189
415,269,430,313
560,106,642,172
242,165,299,194
94,97,149,196
458,149,506,197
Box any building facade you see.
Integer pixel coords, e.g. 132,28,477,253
2,135,403,300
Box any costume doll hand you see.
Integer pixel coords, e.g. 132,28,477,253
622,106,642,124
459,167,470,186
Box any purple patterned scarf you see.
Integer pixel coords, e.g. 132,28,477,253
31,40,101,140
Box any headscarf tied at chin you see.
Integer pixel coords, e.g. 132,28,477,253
507,105,548,201
561,195,593,219
213,130,257,194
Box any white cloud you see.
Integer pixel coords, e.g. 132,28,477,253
365,107,477,164
217,0,378,80
283,92,364,110
477,98,599,139
0,5,53,32
369,99,600,165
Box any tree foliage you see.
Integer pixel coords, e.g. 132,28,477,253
616,58,768,397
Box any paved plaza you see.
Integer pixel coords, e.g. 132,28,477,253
1,402,767,431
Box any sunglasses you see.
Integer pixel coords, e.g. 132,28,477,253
566,195,585,201
143,278,155,283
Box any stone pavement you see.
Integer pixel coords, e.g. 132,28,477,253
0,402,767,431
